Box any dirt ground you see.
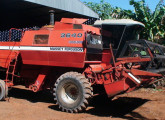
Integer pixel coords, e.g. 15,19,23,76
0,86,165,120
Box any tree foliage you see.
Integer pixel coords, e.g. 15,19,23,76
84,0,113,19
84,0,165,41
129,0,165,41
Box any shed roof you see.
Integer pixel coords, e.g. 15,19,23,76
24,0,99,18
0,0,99,30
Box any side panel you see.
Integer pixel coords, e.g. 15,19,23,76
0,50,12,68
102,49,112,65
48,51,85,68
20,51,49,65
20,30,50,46
49,30,84,47
20,30,86,68
21,51,85,68
48,30,85,68
0,42,20,68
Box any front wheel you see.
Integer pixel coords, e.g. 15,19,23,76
0,80,8,100
53,72,93,113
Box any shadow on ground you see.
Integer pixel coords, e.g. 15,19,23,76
9,87,150,119
8,87,54,103
49,94,149,119
86,95,149,119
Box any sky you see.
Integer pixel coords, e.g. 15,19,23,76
81,0,161,11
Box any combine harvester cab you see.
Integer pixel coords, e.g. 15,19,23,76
0,15,164,113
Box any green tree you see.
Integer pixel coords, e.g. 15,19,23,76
129,0,165,41
84,0,134,19
111,7,134,19
84,0,165,41
84,0,113,19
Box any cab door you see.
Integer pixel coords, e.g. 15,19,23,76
86,34,103,61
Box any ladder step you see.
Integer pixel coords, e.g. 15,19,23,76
6,51,19,82
13,74,20,77
7,72,14,74
6,72,20,77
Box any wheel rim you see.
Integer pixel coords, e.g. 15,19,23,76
61,82,79,104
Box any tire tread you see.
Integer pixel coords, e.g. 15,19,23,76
53,72,93,113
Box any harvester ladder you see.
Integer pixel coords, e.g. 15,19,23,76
5,51,19,86
5,28,22,86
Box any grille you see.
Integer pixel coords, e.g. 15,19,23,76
0,27,39,42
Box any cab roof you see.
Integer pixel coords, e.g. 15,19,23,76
94,19,145,27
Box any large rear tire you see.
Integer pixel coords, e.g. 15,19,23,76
53,72,93,113
0,80,8,100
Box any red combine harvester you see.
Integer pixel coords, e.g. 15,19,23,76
0,13,165,113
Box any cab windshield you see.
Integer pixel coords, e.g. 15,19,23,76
101,25,142,50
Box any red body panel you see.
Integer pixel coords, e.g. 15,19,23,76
20,30,50,46
104,80,129,97
21,51,85,68
20,51,49,65
102,49,112,65
60,18,88,24
49,30,84,47
0,42,20,68
0,42,20,46
19,26,86,68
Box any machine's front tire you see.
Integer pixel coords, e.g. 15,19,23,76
0,80,8,100
53,72,93,113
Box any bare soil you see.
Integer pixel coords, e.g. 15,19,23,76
0,86,165,120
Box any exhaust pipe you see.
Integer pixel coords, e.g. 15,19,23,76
49,10,55,25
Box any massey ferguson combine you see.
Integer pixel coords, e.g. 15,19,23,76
0,12,165,113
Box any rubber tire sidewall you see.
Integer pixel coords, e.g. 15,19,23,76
0,80,6,100
56,77,85,109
